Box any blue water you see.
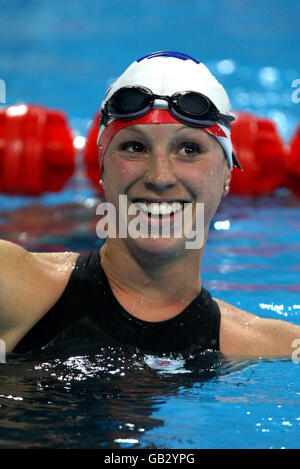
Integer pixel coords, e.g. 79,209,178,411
0,0,300,450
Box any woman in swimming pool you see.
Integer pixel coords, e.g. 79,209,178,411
1,51,299,357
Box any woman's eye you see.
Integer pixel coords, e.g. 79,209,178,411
178,142,204,156
120,141,146,153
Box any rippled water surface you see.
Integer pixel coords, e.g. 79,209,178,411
1,0,300,450
1,345,299,449
0,192,299,449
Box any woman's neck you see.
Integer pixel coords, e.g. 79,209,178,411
99,239,205,322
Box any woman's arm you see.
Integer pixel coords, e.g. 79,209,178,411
217,298,300,359
0,240,78,352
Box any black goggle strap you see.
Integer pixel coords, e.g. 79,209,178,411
100,107,110,126
217,113,235,129
232,151,243,170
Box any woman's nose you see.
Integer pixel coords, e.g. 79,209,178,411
143,151,178,191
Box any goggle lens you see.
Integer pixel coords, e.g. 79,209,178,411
174,92,210,117
108,87,149,114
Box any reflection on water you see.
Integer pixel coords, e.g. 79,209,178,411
0,343,244,449
0,199,103,252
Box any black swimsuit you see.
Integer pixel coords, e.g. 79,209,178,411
13,251,221,355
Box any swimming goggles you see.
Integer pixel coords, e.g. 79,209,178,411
100,85,235,130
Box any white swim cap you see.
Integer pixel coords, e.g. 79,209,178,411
98,51,240,170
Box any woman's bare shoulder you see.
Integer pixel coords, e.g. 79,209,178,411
0,240,79,280
214,298,258,323
0,240,79,350
214,297,300,359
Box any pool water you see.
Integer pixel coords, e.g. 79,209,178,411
0,191,299,449
0,0,300,450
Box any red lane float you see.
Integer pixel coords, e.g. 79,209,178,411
83,111,105,197
230,112,288,196
285,125,300,196
0,104,75,195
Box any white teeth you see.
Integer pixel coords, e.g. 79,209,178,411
134,201,183,216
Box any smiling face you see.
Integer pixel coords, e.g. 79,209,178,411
101,123,231,258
